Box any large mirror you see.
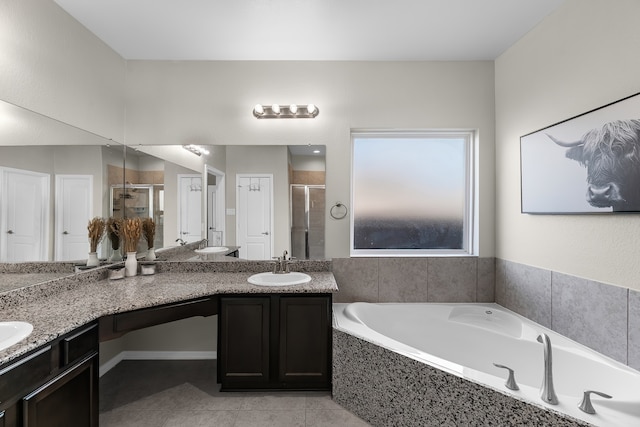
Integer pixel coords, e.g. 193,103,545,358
0,100,125,263
135,144,326,261
0,98,327,291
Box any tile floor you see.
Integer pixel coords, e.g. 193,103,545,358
99,360,370,427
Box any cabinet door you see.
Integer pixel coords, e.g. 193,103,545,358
219,297,270,388
22,354,98,427
279,296,330,389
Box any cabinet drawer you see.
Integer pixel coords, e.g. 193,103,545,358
61,324,98,367
0,346,52,403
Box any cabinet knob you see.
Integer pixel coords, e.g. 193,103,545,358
6,230,13,234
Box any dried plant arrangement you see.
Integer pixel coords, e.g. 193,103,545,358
122,217,142,253
87,217,106,253
106,217,123,250
142,217,156,249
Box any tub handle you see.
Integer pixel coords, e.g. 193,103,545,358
578,390,612,414
493,363,519,391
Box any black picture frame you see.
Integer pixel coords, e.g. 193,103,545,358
520,92,640,214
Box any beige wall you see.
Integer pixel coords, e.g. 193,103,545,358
0,0,126,142
495,0,640,289
125,60,497,258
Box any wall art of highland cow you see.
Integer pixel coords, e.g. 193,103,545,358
521,92,640,214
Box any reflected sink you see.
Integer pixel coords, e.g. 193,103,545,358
0,321,33,351
248,272,312,287
195,246,229,255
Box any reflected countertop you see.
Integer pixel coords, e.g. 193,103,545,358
157,245,242,262
0,260,337,366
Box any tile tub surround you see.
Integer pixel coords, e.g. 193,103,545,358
0,268,338,366
331,257,495,303
332,329,587,427
496,258,640,369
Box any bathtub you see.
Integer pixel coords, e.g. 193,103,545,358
332,302,640,427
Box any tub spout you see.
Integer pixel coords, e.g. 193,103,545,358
537,333,558,405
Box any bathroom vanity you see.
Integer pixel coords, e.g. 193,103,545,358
0,260,337,426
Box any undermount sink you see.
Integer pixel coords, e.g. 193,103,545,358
248,272,312,287
195,246,229,255
0,321,33,351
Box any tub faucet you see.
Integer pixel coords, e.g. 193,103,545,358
175,238,186,246
537,333,558,405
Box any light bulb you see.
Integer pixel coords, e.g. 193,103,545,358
254,104,264,116
272,104,281,114
307,104,316,115
289,104,298,114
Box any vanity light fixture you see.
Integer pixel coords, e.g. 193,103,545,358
253,103,319,119
182,144,210,156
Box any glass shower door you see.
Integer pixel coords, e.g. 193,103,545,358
290,185,325,260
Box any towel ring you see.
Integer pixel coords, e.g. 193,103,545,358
330,202,348,220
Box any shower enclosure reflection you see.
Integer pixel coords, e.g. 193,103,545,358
291,185,325,260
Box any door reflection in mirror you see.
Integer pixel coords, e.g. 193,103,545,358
236,174,272,260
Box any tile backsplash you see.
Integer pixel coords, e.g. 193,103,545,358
331,257,495,304
332,256,640,371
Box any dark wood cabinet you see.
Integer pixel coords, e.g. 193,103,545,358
0,323,98,427
278,296,330,386
219,296,271,386
219,294,331,391
23,354,98,427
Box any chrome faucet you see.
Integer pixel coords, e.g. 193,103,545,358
537,333,558,405
272,250,291,274
198,239,208,249
175,238,186,246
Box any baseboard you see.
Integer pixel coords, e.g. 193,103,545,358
99,350,217,377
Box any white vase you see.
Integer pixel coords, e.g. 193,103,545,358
125,252,138,276
109,247,123,262
146,247,156,261
86,252,99,267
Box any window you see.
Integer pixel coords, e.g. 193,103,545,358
350,131,476,256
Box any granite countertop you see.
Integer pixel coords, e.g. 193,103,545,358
0,273,74,292
0,268,338,366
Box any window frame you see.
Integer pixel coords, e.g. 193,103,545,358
350,130,478,257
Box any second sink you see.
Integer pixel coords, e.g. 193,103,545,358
0,321,33,351
195,246,229,255
248,272,312,287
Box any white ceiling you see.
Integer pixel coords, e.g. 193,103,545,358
53,0,565,61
